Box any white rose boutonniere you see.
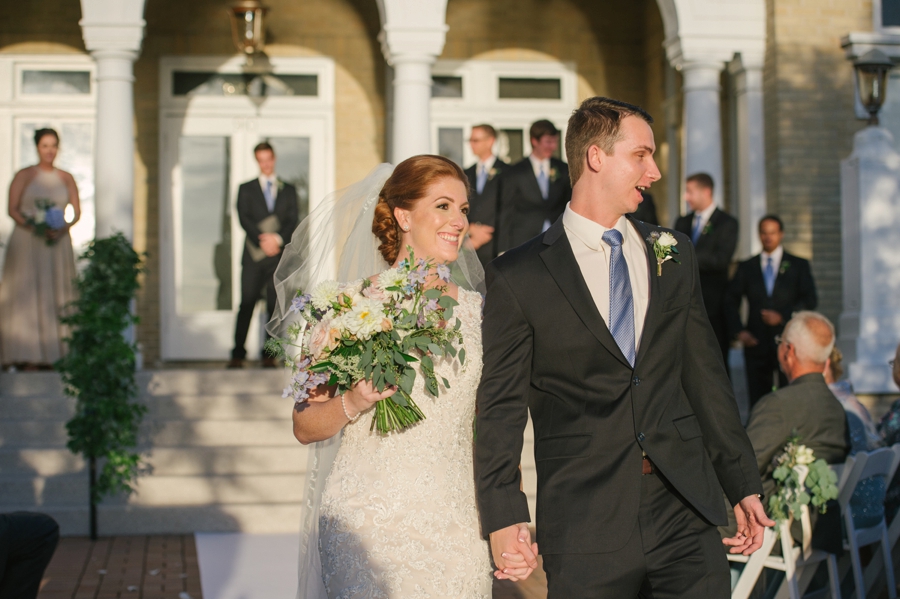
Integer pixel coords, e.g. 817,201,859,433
488,167,499,180
647,231,680,276
548,167,559,183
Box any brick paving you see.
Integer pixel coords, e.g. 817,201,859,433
37,535,546,599
37,536,202,599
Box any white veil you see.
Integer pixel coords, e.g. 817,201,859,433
267,162,485,599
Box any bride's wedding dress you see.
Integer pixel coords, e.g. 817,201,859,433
318,285,492,599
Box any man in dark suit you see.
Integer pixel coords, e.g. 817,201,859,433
229,142,299,368
463,124,508,265
726,215,818,407
495,119,571,254
724,311,848,550
476,97,770,598
0,512,59,599
673,173,739,369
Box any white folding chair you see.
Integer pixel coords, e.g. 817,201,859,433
837,447,898,599
861,443,900,597
729,506,841,599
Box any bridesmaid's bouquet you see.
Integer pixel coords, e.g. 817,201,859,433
27,199,66,246
269,249,465,434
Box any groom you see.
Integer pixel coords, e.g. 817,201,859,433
475,97,772,598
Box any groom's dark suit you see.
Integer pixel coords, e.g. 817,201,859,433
475,216,762,597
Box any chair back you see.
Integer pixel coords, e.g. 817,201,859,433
838,447,895,510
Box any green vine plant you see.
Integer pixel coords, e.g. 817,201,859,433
55,233,146,539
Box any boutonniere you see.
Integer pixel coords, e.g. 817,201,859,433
779,260,790,275
548,167,559,183
702,222,713,235
277,179,285,191
487,167,499,180
647,231,680,276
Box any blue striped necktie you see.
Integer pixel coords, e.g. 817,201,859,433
764,256,776,296
476,164,488,194
537,165,549,200
602,229,635,367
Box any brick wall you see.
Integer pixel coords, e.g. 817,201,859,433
0,0,84,53
131,0,385,364
441,0,670,216
764,0,872,328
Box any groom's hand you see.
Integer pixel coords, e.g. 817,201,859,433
489,523,538,581
723,494,775,555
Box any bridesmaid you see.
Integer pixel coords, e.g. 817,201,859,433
0,128,80,370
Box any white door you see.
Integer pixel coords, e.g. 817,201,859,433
160,116,328,360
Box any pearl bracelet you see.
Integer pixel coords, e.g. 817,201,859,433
341,394,361,423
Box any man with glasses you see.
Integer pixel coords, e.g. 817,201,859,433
722,311,848,550
464,124,508,265
725,215,817,408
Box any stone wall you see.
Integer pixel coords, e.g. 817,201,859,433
764,0,872,328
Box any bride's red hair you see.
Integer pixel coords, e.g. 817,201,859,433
372,155,469,264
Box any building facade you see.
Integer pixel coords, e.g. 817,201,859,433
0,0,889,366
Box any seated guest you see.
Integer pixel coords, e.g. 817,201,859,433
722,311,848,549
879,342,900,521
825,347,882,452
0,512,59,599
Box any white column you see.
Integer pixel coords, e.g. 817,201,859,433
729,58,767,259
681,61,725,207
377,0,448,164
79,0,146,241
389,51,438,163
91,50,138,240
839,126,900,393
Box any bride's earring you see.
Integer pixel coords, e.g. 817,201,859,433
402,224,410,232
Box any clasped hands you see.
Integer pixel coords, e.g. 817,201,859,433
489,495,774,583
489,523,538,581
258,232,282,257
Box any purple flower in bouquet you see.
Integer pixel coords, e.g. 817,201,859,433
408,267,427,285
45,207,66,230
289,294,310,314
436,263,451,282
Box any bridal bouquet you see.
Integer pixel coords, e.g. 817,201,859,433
768,433,839,524
27,199,66,246
270,249,465,434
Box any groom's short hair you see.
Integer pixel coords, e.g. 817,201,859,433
566,97,653,186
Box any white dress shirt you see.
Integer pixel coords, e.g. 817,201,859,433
760,245,784,276
528,154,551,180
691,202,717,235
477,155,497,177
563,204,650,346
258,174,278,210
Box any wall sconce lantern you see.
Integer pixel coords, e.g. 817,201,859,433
229,1,267,59
854,49,893,126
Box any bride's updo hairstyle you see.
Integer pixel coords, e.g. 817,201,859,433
372,154,469,264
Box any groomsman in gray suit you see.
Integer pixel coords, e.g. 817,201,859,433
463,124,508,265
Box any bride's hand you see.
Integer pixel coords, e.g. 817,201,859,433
342,379,396,419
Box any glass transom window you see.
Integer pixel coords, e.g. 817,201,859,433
22,70,91,95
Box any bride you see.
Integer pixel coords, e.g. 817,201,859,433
269,155,496,598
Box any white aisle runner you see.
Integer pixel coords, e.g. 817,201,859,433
196,533,299,599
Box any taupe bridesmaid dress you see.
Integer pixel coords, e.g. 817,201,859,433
0,168,77,365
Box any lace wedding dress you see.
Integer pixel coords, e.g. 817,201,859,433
318,286,492,599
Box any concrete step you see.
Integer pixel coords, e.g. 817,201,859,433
0,369,284,399
2,503,303,535
0,446,306,477
0,472,306,507
0,394,292,422
0,419,297,448
0,449,84,476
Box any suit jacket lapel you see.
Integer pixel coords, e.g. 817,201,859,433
539,221,631,368
521,161,545,203
628,216,662,369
